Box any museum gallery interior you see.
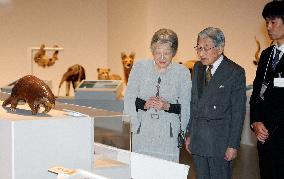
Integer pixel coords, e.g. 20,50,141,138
0,0,273,178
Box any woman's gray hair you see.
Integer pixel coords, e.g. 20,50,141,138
198,27,225,48
150,28,178,56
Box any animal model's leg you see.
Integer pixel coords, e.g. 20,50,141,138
73,80,81,90
72,80,76,90
66,81,71,96
9,98,18,112
2,97,11,107
28,101,40,115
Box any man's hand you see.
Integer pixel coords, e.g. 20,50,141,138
185,136,191,154
252,122,269,143
224,147,237,161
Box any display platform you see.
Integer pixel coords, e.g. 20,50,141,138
94,143,189,179
0,102,94,179
53,142,190,179
57,97,124,113
240,88,257,146
75,80,123,100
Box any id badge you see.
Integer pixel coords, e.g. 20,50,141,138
274,78,284,87
260,83,268,100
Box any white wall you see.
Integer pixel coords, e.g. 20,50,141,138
107,0,271,84
107,0,148,76
0,0,107,95
0,0,271,97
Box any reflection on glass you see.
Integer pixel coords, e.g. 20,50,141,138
79,81,120,89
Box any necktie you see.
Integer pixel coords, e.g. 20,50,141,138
271,49,281,70
156,77,161,97
205,65,213,85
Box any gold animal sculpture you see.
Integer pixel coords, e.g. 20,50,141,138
253,36,274,66
121,52,135,84
34,44,59,68
253,36,261,66
97,68,122,80
59,64,86,96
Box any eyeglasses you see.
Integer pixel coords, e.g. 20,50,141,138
194,45,216,53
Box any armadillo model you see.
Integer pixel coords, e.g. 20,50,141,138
2,75,55,115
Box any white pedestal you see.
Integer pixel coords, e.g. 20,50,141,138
94,143,189,179
240,89,257,146
0,104,94,179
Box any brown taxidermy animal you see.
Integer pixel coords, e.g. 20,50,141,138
2,75,55,115
34,44,46,63
34,44,59,68
121,52,135,84
179,60,197,78
97,68,122,80
253,36,261,66
253,37,274,66
59,64,86,96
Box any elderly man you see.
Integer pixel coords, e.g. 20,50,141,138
250,1,284,179
185,27,246,179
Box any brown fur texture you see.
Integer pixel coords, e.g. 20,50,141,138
34,44,59,68
59,64,86,96
121,52,135,84
2,75,55,115
97,68,122,80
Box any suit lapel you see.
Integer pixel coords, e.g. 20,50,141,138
199,57,233,105
196,63,206,99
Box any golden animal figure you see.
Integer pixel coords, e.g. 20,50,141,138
179,60,197,78
97,68,122,80
121,52,135,85
34,44,60,68
253,36,261,66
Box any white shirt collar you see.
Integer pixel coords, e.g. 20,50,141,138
275,44,284,59
207,55,223,75
276,43,284,53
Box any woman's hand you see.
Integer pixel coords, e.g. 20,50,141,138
144,97,170,111
185,136,191,154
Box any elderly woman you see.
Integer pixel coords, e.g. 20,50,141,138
124,28,191,162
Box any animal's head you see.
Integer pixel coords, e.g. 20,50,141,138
121,52,135,69
97,68,111,80
39,97,55,113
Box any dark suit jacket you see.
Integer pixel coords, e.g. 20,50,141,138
187,56,246,157
250,46,284,134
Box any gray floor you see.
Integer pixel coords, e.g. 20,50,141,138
94,121,261,179
179,145,260,179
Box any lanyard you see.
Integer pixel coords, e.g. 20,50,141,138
262,46,275,84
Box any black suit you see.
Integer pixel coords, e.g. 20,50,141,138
188,56,246,179
250,45,284,179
